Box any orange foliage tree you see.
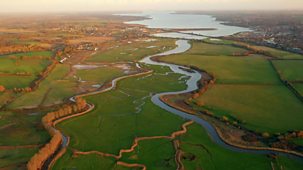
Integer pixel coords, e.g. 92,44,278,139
0,85,5,92
27,97,87,169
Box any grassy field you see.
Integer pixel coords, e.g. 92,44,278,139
86,39,176,62
0,51,52,58
57,66,187,154
3,38,302,169
0,110,48,169
53,149,129,170
195,84,303,133
53,65,294,169
180,124,303,170
8,64,77,108
0,51,52,89
160,41,303,133
250,45,303,59
293,83,303,96
0,111,49,145
76,66,125,83
120,138,177,170
188,42,248,56
9,63,130,108
162,54,280,84
0,148,39,169
273,60,303,81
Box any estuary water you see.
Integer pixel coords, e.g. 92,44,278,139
120,11,251,39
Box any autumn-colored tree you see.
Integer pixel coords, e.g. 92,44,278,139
298,131,303,138
27,132,62,170
192,93,200,99
0,85,5,92
29,97,87,169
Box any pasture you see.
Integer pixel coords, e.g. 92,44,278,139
195,84,303,133
273,60,303,81
86,38,176,62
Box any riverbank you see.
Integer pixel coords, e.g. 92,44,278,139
154,40,303,159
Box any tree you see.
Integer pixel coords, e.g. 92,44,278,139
0,85,5,92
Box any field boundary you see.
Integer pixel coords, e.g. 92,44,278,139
73,120,194,170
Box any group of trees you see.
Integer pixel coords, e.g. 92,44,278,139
0,45,45,56
30,60,57,91
13,87,32,93
0,85,5,92
27,97,87,170
192,79,216,101
233,43,274,58
42,97,87,135
27,132,62,170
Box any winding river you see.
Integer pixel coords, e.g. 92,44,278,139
45,39,302,170
140,40,303,160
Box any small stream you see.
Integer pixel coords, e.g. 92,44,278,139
140,40,303,160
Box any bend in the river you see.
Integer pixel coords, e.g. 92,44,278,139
140,39,303,160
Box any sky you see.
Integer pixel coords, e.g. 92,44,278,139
0,0,302,12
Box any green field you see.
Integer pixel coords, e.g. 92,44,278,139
53,65,296,169
162,54,280,84
120,138,177,170
273,60,303,81
0,111,49,145
9,64,77,108
0,110,48,170
250,45,303,59
0,51,52,58
0,148,39,169
57,66,187,154
195,84,303,133
76,66,125,83
87,39,176,62
9,63,129,108
180,124,303,170
2,37,303,169
293,83,303,96
53,149,129,170
189,42,248,56
0,51,52,89
160,41,303,133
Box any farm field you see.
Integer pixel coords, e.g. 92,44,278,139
8,64,77,108
272,60,303,81
161,54,280,84
0,51,52,89
250,45,303,59
179,124,303,170
160,41,303,134
0,148,39,169
293,83,303,96
188,41,248,56
194,84,303,133
0,111,49,146
86,38,176,63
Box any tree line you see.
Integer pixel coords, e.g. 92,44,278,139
27,97,87,170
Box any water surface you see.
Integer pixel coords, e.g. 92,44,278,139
120,11,250,38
